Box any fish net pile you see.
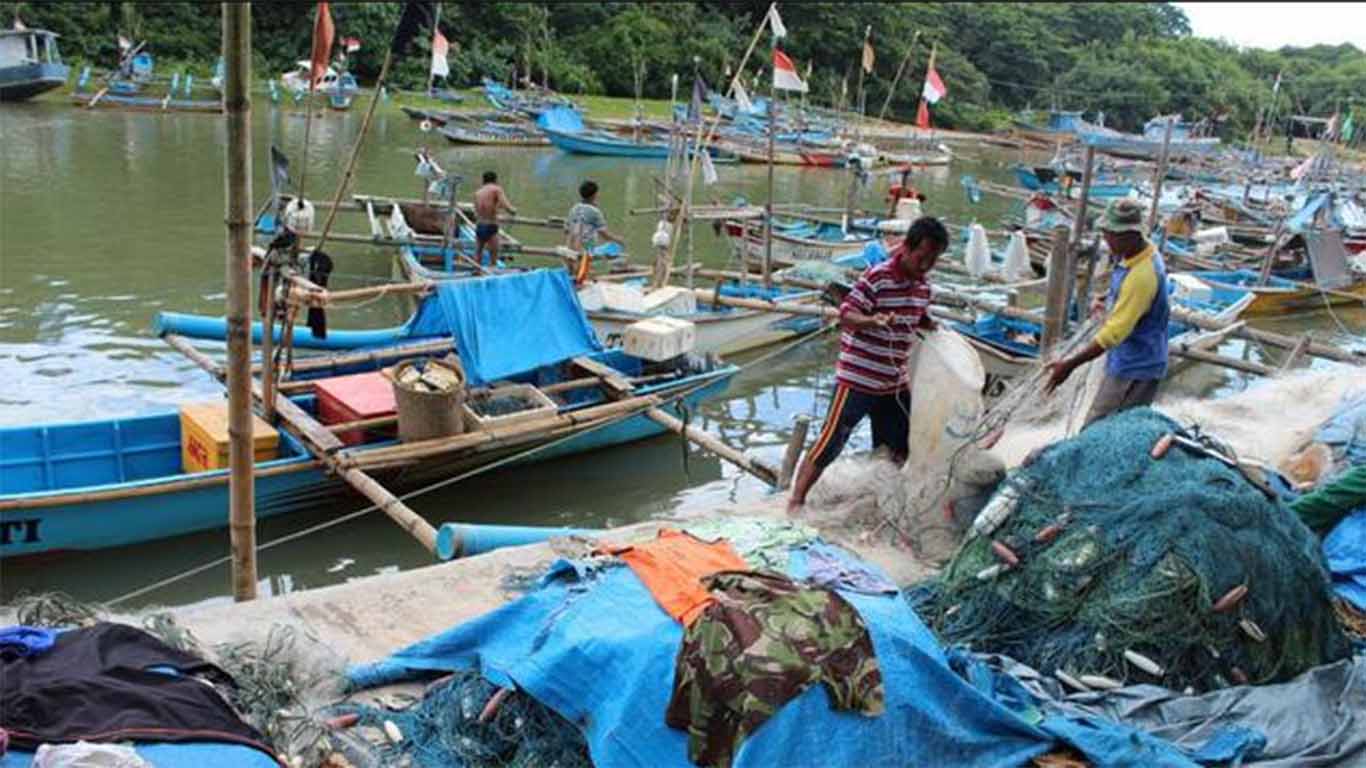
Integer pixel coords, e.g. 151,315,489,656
910,407,1352,693
343,671,590,768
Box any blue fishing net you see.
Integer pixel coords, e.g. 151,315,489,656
911,407,1351,692
344,671,589,768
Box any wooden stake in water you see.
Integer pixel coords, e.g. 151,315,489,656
764,38,776,289
223,1,257,602
1146,117,1175,232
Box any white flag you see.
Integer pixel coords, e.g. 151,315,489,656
430,29,450,79
701,149,719,186
734,80,754,113
766,4,787,40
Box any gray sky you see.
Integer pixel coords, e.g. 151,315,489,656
1177,2,1366,50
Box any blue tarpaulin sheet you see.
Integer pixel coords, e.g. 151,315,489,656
405,269,602,386
537,105,586,134
1324,510,1366,611
349,538,1249,767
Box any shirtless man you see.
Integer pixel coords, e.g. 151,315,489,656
473,171,517,267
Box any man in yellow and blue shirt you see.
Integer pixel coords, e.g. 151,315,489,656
1045,198,1171,427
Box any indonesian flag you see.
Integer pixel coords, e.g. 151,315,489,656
916,99,931,129
922,62,947,104
772,48,807,93
430,28,450,78
118,34,131,52
309,2,335,88
343,37,361,54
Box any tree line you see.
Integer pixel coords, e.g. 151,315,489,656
6,2,1362,136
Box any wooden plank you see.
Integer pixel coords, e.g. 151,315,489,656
571,356,634,396
1170,345,1274,376
365,198,382,239
1040,227,1072,356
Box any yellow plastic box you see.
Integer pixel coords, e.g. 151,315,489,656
179,401,279,474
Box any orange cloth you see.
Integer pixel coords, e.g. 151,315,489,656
597,529,748,625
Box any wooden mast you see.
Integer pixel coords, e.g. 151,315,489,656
222,1,257,602
878,30,919,122
764,37,776,288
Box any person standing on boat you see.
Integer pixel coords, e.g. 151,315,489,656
1044,198,1171,426
887,167,925,221
787,217,949,514
473,171,517,267
565,180,625,284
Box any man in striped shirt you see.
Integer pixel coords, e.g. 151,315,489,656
788,217,949,513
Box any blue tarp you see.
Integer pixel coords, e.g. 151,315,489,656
1324,511,1366,611
537,105,586,134
406,269,602,387
1285,193,1332,235
0,743,279,768
349,538,1248,768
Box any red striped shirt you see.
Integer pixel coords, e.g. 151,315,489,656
836,260,932,394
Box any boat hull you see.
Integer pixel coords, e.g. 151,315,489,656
543,128,671,157
725,220,874,267
71,89,222,113
0,62,69,101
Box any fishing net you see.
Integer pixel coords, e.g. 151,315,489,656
910,407,1352,693
340,671,590,768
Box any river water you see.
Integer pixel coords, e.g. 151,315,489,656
2,102,1361,608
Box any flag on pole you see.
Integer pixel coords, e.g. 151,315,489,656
862,28,875,74
688,74,707,123
734,80,754,113
430,28,450,79
13,17,26,31
766,4,787,40
343,37,361,54
772,48,807,93
1326,112,1340,142
916,99,930,129
700,148,719,186
922,60,946,104
309,2,335,88
118,34,131,52
1342,112,1355,143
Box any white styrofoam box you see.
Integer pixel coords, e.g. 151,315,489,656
640,286,698,316
622,316,697,362
1169,273,1213,304
877,218,912,234
578,281,646,314
1193,226,1230,255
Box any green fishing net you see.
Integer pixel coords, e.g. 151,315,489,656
913,407,1352,692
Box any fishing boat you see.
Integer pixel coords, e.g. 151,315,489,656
1186,268,1366,316
280,61,359,109
1014,165,1135,199
70,59,223,113
383,206,825,356
1010,109,1088,145
1077,115,1221,161
953,274,1255,382
538,105,674,157
441,121,551,146
723,215,881,267
0,27,69,101
3,270,737,559
881,149,953,167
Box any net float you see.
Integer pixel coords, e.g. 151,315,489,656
324,713,359,729
1230,667,1249,685
975,563,1006,581
1123,649,1164,677
1151,432,1174,459
383,720,404,743
1055,669,1089,693
991,540,1020,567
1034,523,1064,544
1212,584,1248,613
1078,674,1123,690
1239,618,1266,643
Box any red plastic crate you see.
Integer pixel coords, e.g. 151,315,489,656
313,371,396,446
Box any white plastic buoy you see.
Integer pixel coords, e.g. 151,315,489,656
1078,674,1124,690
283,198,315,233
419,119,433,133
383,720,404,743
651,219,673,249
965,222,990,279
1003,230,1031,280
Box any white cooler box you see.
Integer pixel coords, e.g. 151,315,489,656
622,317,697,362
577,282,647,314
640,286,698,316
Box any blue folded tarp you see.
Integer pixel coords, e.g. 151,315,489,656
349,537,1248,768
407,269,602,386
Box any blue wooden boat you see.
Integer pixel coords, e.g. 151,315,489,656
3,271,738,559
1077,116,1220,161
953,275,1255,380
0,28,69,101
71,64,222,113
1013,165,1134,199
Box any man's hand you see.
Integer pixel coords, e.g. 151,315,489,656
872,312,893,327
1043,359,1073,395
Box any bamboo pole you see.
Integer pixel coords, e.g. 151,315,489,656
1169,306,1363,364
645,408,779,486
778,414,810,489
313,49,396,254
764,37,776,289
1146,117,1175,231
222,2,257,602
1069,145,1098,322
1040,226,1072,356
1169,345,1275,376
296,4,321,206
877,31,919,122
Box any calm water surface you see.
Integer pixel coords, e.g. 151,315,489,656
2,102,1361,608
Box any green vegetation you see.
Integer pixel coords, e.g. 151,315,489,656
6,2,1362,136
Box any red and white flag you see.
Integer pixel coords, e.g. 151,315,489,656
309,2,335,88
922,62,947,104
117,34,132,52
772,48,807,93
430,29,450,78
343,37,361,54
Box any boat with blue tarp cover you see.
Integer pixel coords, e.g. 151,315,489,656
1,270,737,559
